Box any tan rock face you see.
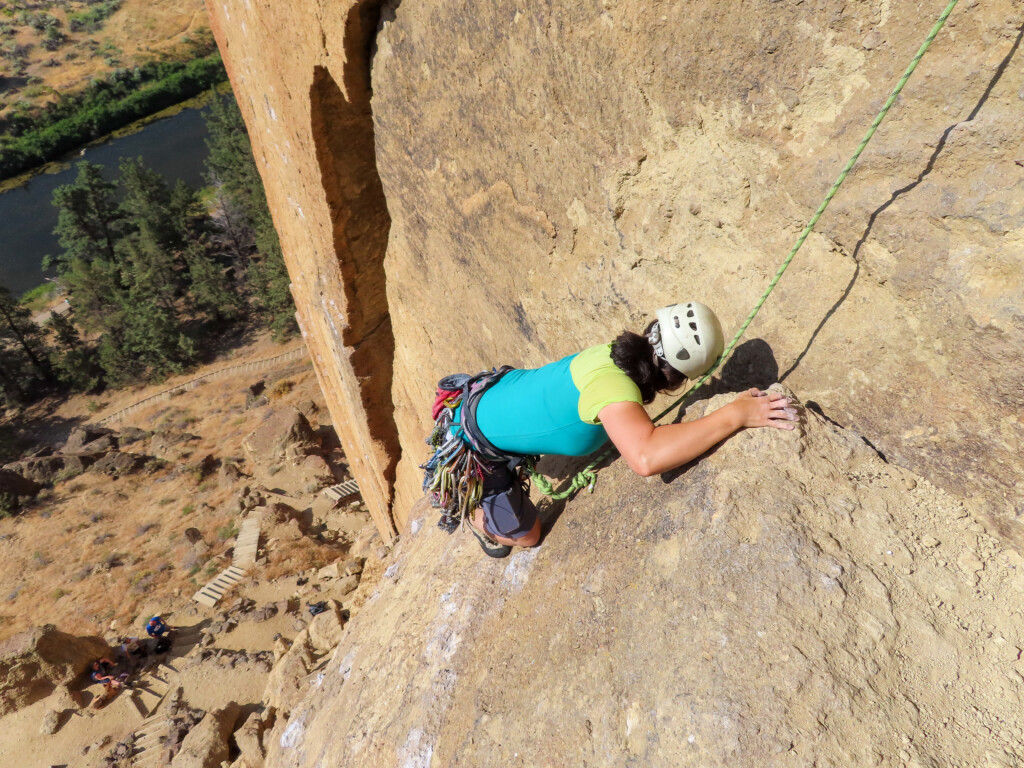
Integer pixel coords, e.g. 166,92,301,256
171,702,242,768
0,625,110,716
261,393,1024,766
207,0,1023,545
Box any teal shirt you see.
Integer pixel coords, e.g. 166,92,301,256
472,344,642,457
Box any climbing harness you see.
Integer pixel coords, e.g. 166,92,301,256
421,369,537,532
531,0,961,500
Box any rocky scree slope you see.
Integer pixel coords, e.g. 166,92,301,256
258,390,1024,768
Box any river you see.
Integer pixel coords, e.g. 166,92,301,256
0,106,212,298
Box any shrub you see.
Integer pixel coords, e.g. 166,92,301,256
53,466,81,483
269,379,293,398
216,523,238,541
144,458,169,474
0,492,16,518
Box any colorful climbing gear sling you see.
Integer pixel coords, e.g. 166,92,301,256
421,369,538,532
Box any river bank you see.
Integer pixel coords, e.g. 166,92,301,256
0,87,228,297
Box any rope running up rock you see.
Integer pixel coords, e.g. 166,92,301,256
532,0,962,501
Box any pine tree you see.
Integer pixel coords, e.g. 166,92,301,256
204,92,268,228
184,242,243,322
46,310,101,392
0,285,53,385
204,93,296,336
52,161,123,269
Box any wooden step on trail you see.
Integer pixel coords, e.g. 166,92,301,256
192,509,263,607
232,510,263,569
130,713,170,767
323,478,360,502
129,664,178,718
191,565,247,608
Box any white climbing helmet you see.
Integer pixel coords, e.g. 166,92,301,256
649,301,725,378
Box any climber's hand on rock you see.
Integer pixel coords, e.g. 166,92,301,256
730,388,798,430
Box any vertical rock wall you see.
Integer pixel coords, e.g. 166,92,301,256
207,0,1023,540
206,0,399,539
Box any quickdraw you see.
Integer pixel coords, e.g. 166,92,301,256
421,368,536,532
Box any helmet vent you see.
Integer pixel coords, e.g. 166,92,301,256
686,309,695,318
673,317,680,328
689,322,697,331
676,348,691,361
694,335,701,345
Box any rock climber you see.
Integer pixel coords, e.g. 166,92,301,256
425,301,798,557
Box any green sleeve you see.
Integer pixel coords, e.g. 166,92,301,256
571,344,643,425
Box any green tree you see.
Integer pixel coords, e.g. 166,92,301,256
52,161,123,269
0,285,52,384
204,93,296,336
46,310,101,392
248,244,295,339
184,242,243,322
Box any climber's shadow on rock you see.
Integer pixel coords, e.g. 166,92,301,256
718,338,780,392
658,338,780,485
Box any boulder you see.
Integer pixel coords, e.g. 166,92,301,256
149,430,200,461
298,453,334,490
0,625,110,716
307,600,346,653
219,462,247,488
232,710,272,768
3,454,99,485
89,451,148,477
39,707,63,735
77,435,118,454
118,427,151,446
332,575,360,598
295,399,319,418
171,702,240,768
242,408,319,466
244,381,266,409
263,631,313,716
0,468,41,504
263,502,312,544
235,486,265,515
63,425,114,454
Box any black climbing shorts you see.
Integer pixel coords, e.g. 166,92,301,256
481,479,538,540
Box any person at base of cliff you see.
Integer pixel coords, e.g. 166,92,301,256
119,636,148,672
146,615,169,638
146,615,174,653
89,658,123,691
442,301,798,557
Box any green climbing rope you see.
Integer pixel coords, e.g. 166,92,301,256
533,0,960,500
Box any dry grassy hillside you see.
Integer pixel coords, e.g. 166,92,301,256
0,0,209,121
0,335,342,643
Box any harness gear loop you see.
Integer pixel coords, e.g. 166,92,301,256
530,0,961,500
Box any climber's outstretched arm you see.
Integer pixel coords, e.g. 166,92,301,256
599,389,797,477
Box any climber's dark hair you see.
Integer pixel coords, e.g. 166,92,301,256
611,321,687,404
